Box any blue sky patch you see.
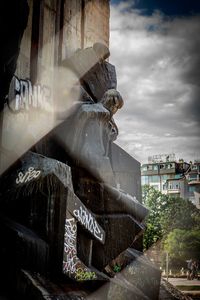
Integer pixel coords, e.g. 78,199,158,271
111,0,200,16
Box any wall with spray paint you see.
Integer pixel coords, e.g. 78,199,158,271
1,0,110,175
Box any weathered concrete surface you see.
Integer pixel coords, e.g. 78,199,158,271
168,278,200,287
159,279,193,300
62,46,116,102
83,0,110,48
110,143,142,201
86,249,161,300
0,0,29,109
0,152,107,282
168,278,200,299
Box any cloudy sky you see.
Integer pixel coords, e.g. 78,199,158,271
110,0,200,163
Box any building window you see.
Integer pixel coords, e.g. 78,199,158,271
153,165,158,171
168,181,180,190
189,186,196,192
191,165,197,170
189,174,198,181
149,175,159,183
175,174,181,179
142,166,147,171
165,163,174,169
147,165,153,170
161,175,169,181
141,176,149,185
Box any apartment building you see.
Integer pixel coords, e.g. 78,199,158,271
141,154,190,199
141,154,200,208
186,161,200,208
141,155,190,197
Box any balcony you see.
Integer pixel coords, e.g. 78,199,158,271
141,164,159,176
167,189,180,194
187,174,200,184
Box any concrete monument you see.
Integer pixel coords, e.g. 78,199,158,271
0,44,161,299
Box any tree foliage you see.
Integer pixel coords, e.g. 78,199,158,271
142,185,200,251
142,186,163,249
164,229,200,265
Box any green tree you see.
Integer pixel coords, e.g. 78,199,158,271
142,185,200,250
160,197,199,233
142,185,163,249
164,229,200,267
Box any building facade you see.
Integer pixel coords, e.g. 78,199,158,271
141,155,189,194
141,154,200,208
186,161,200,208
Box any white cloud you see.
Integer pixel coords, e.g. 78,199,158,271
110,2,200,163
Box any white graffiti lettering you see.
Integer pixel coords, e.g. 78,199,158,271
8,76,51,112
73,206,103,242
63,218,78,274
63,217,98,281
16,167,41,184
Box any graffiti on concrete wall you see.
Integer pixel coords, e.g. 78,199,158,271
62,216,98,281
73,206,104,242
16,167,41,184
67,192,105,244
7,76,51,112
75,268,97,281
63,217,78,274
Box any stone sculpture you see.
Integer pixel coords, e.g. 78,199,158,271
0,44,161,299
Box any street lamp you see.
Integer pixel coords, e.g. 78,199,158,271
166,252,169,281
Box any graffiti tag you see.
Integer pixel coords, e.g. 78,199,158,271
16,167,41,184
73,206,104,242
75,268,97,281
63,218,78,274
63,216,98,281
8,76,51,112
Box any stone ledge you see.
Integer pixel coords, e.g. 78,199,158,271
160,279,193,300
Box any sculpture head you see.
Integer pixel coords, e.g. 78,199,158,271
101,89,124,116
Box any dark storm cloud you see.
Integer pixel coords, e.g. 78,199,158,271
166,15,200,123
110,2,200,162
184,87,200,124
111,0,200,16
